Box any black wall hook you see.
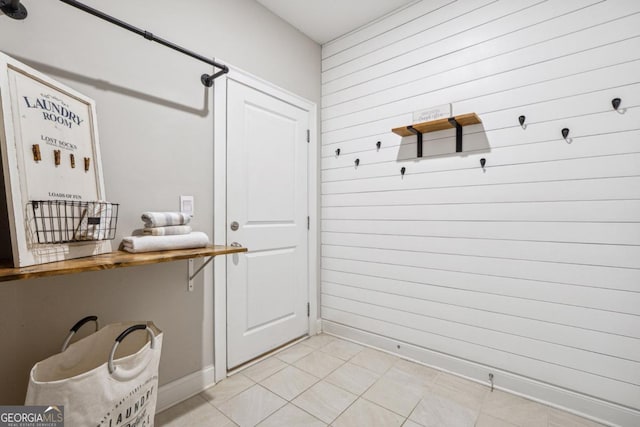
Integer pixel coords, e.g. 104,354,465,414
480,158,486,168
562,128,570,139
354,158,360,167
0,0,28,19
335,148,341,156
519,115,526,127
376,141,382,150
401,167,406,176
612,98,621,111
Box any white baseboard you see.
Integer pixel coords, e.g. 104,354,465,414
156,365,216,413
322,321,639,427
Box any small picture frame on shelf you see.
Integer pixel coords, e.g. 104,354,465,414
0,51,112,267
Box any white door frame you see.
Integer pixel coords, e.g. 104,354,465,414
213,66,318,382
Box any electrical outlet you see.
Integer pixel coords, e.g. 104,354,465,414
180,195,194,217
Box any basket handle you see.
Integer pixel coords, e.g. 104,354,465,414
108,324,156,375
61,315,100,352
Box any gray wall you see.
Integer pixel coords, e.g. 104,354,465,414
0,0,320,404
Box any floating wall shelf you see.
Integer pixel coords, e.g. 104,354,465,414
0,245,246,283
392,113,481,157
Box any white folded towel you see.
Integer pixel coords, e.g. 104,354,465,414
121,232,209,253
141,212,191,228
143,225,192,236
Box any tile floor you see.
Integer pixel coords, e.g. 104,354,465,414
155,334,605,427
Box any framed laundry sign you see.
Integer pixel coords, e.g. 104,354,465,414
0,51,112,267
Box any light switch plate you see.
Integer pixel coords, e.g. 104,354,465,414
180,195,194,217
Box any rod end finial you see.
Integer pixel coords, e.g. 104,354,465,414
1,0,28,20
201,74,214,87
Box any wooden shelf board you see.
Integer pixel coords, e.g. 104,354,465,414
413,118,456,134
0,245,247,283
455,113,482,127
392,113,481,137
392,125,418,137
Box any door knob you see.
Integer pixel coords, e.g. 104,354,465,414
230,242,242,248
230,221,239,231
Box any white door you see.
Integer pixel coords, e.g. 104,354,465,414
226,79,310,369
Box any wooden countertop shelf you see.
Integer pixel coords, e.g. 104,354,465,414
0,245,247,283
392,113,481,156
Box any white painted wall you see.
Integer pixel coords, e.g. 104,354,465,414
0,0,320,405
320,0,640,425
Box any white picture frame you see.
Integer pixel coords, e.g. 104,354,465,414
0,51,112,267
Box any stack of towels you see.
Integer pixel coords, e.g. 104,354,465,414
121,212,210,253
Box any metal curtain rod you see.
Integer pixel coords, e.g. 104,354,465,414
1,0,229,86
58,0,228,86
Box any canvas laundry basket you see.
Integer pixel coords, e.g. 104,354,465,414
25,316,162,427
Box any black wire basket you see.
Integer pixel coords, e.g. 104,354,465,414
29,200,119,244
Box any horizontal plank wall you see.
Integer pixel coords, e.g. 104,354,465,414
320,0,640,425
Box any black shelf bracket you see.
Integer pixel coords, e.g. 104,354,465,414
407,125,423,158
448,117,463,153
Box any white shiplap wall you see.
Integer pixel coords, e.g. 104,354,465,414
320,0,640,425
